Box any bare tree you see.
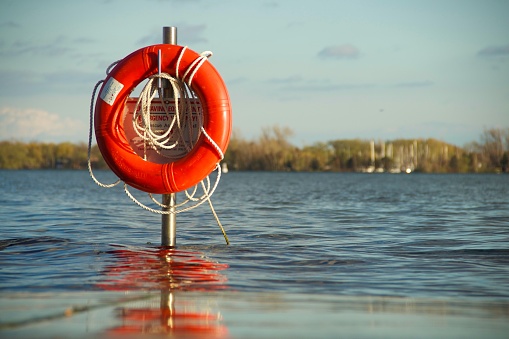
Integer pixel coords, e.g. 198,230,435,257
481,128,506,169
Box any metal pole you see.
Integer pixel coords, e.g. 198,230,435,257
161,26,177,247
163,26,177,46
161,193,176,246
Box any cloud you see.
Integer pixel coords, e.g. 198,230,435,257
477,44,509,57
263,1,279,8
267,75,432,94
0,69,98,97
0,21,20,28
136,24,208,45
147,0,203,2
318,44,360,59
0,70,42,96
72,37,96,44
0,35,95,58
227,76,249,85
263,74,377,94
280,82,376,92
43,70,98,85
286,21,305,28
0,40,71,57
0,107,85,142
394,80,434,88
267,75,302,84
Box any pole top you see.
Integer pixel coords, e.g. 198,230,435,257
163,27,177,45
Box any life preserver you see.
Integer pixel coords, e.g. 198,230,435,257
94,44,232,194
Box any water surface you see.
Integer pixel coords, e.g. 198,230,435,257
1,170,508,300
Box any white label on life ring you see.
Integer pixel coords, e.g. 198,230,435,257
100,77,124,106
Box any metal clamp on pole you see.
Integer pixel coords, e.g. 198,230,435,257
161,26,177,248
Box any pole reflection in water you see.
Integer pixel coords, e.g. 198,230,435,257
97,245,229,337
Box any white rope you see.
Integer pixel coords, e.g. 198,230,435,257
200,126,225,160
131,73,195,156
123,163,222,215
87,48,228,243
87,78,121,188
182,51,213,86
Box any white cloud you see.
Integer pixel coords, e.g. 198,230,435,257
0,107,85,142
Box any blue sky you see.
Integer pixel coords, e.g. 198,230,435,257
0,0,508,147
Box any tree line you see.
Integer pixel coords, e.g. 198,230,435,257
0,141,107,170
1,127,508,173
223,126,509,173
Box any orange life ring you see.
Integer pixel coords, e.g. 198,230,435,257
94,44,231,194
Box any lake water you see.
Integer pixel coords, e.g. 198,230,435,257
1,170,508,337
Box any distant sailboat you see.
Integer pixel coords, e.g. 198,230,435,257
221,162,229,173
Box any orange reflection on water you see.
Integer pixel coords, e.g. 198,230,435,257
98,245,229,337
98,245,229,291
108,299,228,338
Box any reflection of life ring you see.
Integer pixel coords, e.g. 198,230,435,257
96,246,228,291
95,44,231,194
98,246,229,337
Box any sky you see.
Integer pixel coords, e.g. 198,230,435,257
0,0,508,147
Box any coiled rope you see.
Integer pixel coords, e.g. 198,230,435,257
87,48,229,244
